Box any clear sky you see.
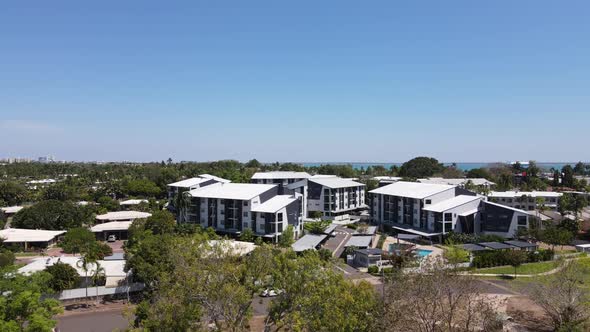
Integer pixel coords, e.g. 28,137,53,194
1,1,589,163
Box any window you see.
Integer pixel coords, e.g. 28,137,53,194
444,213,453,221
277,213,283,222
243,222,248,229
517,216,527,225
425,199,432,205
243,212,249,217
243,201,248,206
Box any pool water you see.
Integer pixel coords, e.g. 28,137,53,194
415,249,433,257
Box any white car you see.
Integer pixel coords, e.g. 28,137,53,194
107,235,117,242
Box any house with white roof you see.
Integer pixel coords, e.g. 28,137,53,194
306,177,366,218
0,205,24,216
188,183,302,242
0,228,65,249
488,191,562,211
91,221,133,241
95,211,152,223
120,199,148,207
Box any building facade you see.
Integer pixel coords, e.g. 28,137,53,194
487,191,562,211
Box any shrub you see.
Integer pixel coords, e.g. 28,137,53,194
367,265,379,274
46,262,79,292
377,234,387,250
0,249,15,267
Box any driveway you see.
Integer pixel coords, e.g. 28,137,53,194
322,226,353,257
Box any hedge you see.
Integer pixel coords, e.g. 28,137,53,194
472,249,554,268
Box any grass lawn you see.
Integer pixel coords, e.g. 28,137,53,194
471,261,558,275
14,252,43,257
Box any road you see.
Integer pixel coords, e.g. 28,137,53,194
57,309,129,332
322,226,353,257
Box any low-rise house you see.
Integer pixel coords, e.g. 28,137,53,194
0,205,24,216
344,235,374,250
95,211,152,223
488,191,562,211
0,228,65,250
503,240,538,252
292,234,328,252
353,248,383,268
18,256,128,287
119,199,148,208
91,221,132,241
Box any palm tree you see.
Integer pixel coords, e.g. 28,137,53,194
92,262,106,304
174,191,192,223
76,255,95,298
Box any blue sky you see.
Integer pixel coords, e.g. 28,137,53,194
1,1,589,163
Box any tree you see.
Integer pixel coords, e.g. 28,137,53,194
266,251,380,331
172,191,191,223
46,262,79,292
60,227,96,255
96,195,120,211
245,159,262,169
238,228,255,242
0,249,15,267
529,260,590,331
123,179,161,198
304,220,330,234
541,226,574,250
0,182,28,206
399,157,445,178
12,200,87,230
443,242,470,268
382,259,503,332
562,165,575,188
504,250,527,278
144,210,176,235
0,266,62,332
308,211,323,220
42,183,77,201
573,162,586,175
278,225,295,247
466,167,491,180
92,262,106,304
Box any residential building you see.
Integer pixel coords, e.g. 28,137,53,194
91,221,132,241
187,183,303,241
0,228,65,250
95,211,152,223
306,177,366,218
251,171,311,193
487,191,562,211
167,174,230,205
418,177,495,190
370,181,533,239
353,248,383,268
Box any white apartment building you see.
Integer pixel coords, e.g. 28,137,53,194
187,183,303,241
370,181,533,239
167,174,230,205
306,177,366,218
488,191,562,211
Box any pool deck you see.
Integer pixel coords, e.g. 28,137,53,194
380,236,443,260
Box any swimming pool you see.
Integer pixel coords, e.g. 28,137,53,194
414,249,433,257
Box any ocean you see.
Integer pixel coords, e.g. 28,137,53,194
300,162,575,172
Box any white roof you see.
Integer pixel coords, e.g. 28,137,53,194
18,256,126,277
488,191,563,198
198,174,231,183
120,199,148,206
373,176,402,182
167,177,212,188
91,221,133,232
1,206,24,214
423,195,482,213
0,228,65,243
206,240,257,256
308,177,364,189
96,211,152,221
292,234,328,252
26,179,56,184
344,236,373,248
369,181,455,199
576,244,590,248
251,171,311,180
251,195,298,213
418,178,495,186
189,183,276,200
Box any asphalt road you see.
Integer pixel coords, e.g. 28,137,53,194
57,309,129,332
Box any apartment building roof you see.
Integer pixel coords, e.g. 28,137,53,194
189,183,276,200
418,178,495,186
482,201,530,214
167,177,212,188
120,199,148,206
96,211,152,221
251,171,311,180
423,195,482,213
252,195,298,213
488,191,562,198
0,228,65,243
198,174,231,183
308,177,365,189
369,181,455,199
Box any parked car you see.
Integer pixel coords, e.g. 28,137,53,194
107,235,117,242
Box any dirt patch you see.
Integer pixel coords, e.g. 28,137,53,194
505,296,552,331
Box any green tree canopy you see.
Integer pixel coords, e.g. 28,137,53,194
0,182,28,206
399,157,445,178
46,262,79,292
11,200,88,230
60,227,96,254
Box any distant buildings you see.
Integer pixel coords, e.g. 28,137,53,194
487,191,562,211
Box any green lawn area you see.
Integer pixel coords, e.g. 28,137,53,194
471,261,558,275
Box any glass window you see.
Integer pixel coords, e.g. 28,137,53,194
243,201,248,206
425,199,432,205
243,212,248,217
517,216,527,225
277,213,283,222
444,213,453,221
